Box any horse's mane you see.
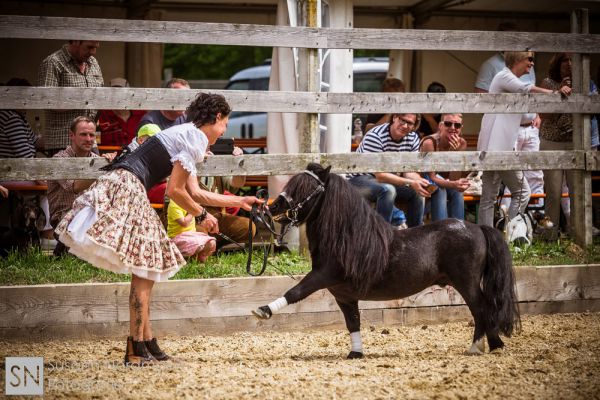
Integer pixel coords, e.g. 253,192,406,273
302,170,394,294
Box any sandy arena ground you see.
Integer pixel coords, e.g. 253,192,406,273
1,312,599,399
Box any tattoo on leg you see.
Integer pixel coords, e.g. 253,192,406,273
130,286,143,331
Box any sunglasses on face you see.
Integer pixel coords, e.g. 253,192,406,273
526,57,535,62
442,121,463,129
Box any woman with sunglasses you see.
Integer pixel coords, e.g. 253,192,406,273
420,113,470,221
477,51,571,228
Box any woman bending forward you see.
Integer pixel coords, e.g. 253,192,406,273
55,93,261,365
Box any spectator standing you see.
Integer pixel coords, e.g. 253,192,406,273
474,23,536,94
539,53,598,234
348,113,431,228
38,41,104,155
500,124,545,210
477,51,571,227
96,78,146,146
47,116,115,255
420,113,470,221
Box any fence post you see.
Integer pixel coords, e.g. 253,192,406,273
298,0,321,154
297,0,321,254
570,8,593,248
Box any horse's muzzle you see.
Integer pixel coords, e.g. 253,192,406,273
269,193,293,223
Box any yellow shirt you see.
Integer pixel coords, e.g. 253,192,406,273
167,200,195,238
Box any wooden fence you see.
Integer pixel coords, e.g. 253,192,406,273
1,265,599,339
0,10,599,246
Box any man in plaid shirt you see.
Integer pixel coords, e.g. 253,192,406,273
48,116,115,256
38,41,104,155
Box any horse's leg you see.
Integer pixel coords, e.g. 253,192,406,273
450,283,487,355
252,270,339,319
334,297,363,359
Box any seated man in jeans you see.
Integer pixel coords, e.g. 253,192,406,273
347,113,431,228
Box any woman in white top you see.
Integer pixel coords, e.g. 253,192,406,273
55,93,261,366
476,51,571,227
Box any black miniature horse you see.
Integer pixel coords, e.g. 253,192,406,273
253,163,520,359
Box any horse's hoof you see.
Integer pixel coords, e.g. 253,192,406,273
466,338,485,355
347,351,363,359
252,305,272,320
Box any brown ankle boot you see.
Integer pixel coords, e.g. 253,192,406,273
144,338,171,361
124,336,156,366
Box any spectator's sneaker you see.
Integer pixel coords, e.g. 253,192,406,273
41,238,58,251
394,223,408,230
537,216,554,229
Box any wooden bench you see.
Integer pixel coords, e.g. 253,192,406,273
3,182,166,209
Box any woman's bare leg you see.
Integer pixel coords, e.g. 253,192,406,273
129,275,154,340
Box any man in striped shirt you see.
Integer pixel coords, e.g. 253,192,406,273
348,113,431,228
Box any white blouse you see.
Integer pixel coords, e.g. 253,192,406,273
156,122,208,176
477,67,534,152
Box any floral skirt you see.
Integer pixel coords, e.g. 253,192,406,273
55,169,186,282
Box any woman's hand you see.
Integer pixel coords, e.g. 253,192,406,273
232,146,244,156
558,85,572,97
448,134,461,151
239,196,264,211
453,178,471,192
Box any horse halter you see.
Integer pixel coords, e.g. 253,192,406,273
275,169,326,227
217,170,326,277
216,188,286,277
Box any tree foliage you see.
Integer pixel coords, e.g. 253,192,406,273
163,45,388,81
163,44,273,80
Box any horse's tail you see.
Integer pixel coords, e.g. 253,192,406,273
480,225,521,337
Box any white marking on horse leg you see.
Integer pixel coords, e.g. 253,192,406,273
267,297,288,313
350,331,363,353
467,338,485,355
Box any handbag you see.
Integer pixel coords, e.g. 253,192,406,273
495,205,533,246
464,171,483,196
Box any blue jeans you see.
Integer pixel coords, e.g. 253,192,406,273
348,174,424,227
430,186,465,221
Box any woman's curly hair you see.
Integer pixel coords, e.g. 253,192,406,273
548,53,571,83
186,93,231,126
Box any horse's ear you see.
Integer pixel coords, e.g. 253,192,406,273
318,165,332,183
306,162,321,173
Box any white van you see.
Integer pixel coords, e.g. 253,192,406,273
224,57,389,140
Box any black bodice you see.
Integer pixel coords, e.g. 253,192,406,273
101,136,173,190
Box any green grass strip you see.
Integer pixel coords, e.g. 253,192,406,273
0,238,598,286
